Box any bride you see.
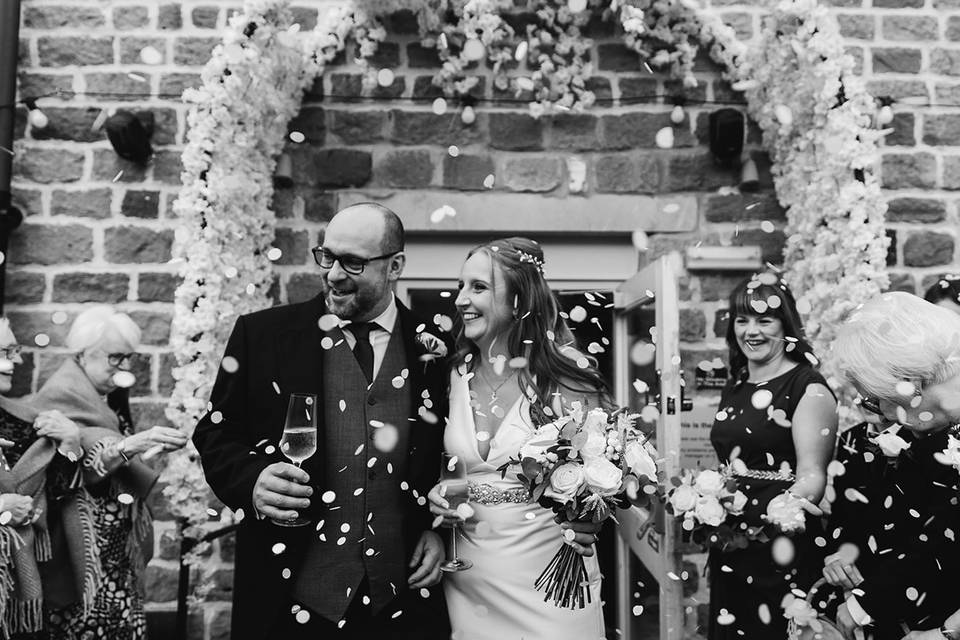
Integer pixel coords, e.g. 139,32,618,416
428,237,608,640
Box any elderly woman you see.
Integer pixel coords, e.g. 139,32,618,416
828,292,960,640
0,318,83,639
32,306,187,640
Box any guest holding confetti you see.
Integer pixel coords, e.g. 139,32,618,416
33,306,186,640
708,272,838,640
827,292,960,640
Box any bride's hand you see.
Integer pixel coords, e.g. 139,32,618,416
427,484,465,527
559,519,602,557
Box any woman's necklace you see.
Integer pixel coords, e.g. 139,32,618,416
472,369,517,420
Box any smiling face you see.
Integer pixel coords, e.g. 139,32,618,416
455,251,513,350
80,328,138,395
0,321,21,396
319,206,404,322
733,314,786,367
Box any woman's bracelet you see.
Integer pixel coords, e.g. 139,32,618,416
940,626,960,640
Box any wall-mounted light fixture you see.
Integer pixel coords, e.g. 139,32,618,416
685,245,763,271
105,110,154,164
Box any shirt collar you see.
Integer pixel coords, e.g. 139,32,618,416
340,296,397,333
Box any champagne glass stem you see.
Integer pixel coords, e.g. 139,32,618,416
452,525,459,561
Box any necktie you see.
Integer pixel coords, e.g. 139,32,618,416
350,322,375,382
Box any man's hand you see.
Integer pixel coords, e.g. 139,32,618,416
0,494,35,527
822,559,863,590
836,602,861,640
559,519,601,557
252,462,312,522
901,631,949,640
408,530,444,588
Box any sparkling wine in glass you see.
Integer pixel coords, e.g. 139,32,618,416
440,452,473,572
273,393,318,527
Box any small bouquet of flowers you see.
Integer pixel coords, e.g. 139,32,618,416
499,402,659,609
665,468,753,550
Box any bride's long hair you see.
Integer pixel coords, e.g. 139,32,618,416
453,237,610,418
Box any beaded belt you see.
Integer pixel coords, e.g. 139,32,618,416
468,482,529,505
731,468,795,482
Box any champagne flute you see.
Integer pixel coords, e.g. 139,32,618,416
273,393,318,528
439,452,473,572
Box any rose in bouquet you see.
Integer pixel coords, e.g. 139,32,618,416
665,468,753,550
499,403,659,609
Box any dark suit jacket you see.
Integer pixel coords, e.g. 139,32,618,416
192,295,452,640
827,422,960,638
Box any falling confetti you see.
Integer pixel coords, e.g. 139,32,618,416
655,127,674,149
295,610,311,624
377,68,395,87
272,543,286,555
462,39,486,61
430,205,457,224
266,247,283,261
221,356,239,373
771,536,795,565
289,131,306,143
760,220,775,233
431,98,448,115
775,104,793,125
321,491,336,504
318,314,340,331
139,46,163,65
112,371,136,388
372,424,399,452
751,389,773,410
569,306,588,323
117,493,134,505
632,605,644,616
483,174,495,189
34,333,50,347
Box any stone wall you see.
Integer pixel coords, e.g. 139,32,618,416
7,0,960,638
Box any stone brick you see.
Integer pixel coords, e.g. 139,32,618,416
948,17,960,42
192,6,220,28
92,151,148,183
219,529,235,561
887,229,898,266
489,113,544,151
51,189,111,219
548,114,601,151
932,49,960,76
679,308,706,342
105,227,174,263
144,564,179,602
271,228,310,266
28,107,100,143
903,232,955,267
866,80,928,101
885,112,915,146
272,188,338,222
937,84,960,105
376,150,434,188
17,72,73,98
53,273,129,303
921,272,960,292
38,37,113,66
118,37,166,65
7,311,71,350
158,352,177,395
207,568,234,601
443,155,495,191
585,77,612,102
936,0,960,8
923,114,960,146
11,188,42,218
410,76,443,100
328,110,384,145
139,273,181,303
157,527,180,561
873,0,922,6
371,76,405,100
846,46,866,74
885,272,916,294
881,153,936,189
290,6,319,30
705,193,784,223
713,308,731,340
6,271,46,305
369,41,401,68
597,44,641,72
152,150,184,185
25,6,105,29
837,14,875,39
698,274,753,303
150,108,179,146
406,43,441,68
122,191,160,219
389,110,484,146
287,273,323,304
292,149,371,188
619,77,658,101
209,607,231,640
330,73,364,99
8,224,93,265
382,10,419,34
84,73,153,101
602,112,695,150
286,106,326,145
113,6,149,30
502,157,562,193
945,156,960,190
15,148,84,183
732,228,787,265
174,38,220,66
882,16,937,40
159,4,183,30
159,73,201,97
595,155,659,193
128,311,173,346
663,153,736,193
872,48,922,74
886,197,947,223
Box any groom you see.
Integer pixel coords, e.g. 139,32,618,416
193,203,452,640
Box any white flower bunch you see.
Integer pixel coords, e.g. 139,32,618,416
667,468,747,530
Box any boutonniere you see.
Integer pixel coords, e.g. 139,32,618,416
934,430,960,475
870,427,912,458
415,330,448,362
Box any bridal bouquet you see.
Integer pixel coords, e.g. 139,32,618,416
665,468,754,550
499,403,659,609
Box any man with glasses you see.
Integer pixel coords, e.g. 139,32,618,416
194,203,452,640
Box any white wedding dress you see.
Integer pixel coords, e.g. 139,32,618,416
443,368,605,640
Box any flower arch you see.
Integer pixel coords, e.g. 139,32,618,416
163,0,889,530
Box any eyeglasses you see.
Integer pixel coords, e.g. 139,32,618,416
106,353,136,369
858,396,884,417
0,345,21,360
312,247,399,275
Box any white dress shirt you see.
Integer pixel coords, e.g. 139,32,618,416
339,296,398,382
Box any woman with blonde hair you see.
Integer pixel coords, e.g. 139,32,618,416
33,306,187,639
826,292,960,640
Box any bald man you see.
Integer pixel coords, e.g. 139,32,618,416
194,204,452,639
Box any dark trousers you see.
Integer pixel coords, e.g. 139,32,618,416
269,577,449,640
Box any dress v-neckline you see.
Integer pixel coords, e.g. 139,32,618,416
464,374,525,464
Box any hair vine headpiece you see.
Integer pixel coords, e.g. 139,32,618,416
517,250,545,274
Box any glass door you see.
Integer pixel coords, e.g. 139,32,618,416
613,256,685,640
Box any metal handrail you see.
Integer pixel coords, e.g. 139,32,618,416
176,522,241,640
